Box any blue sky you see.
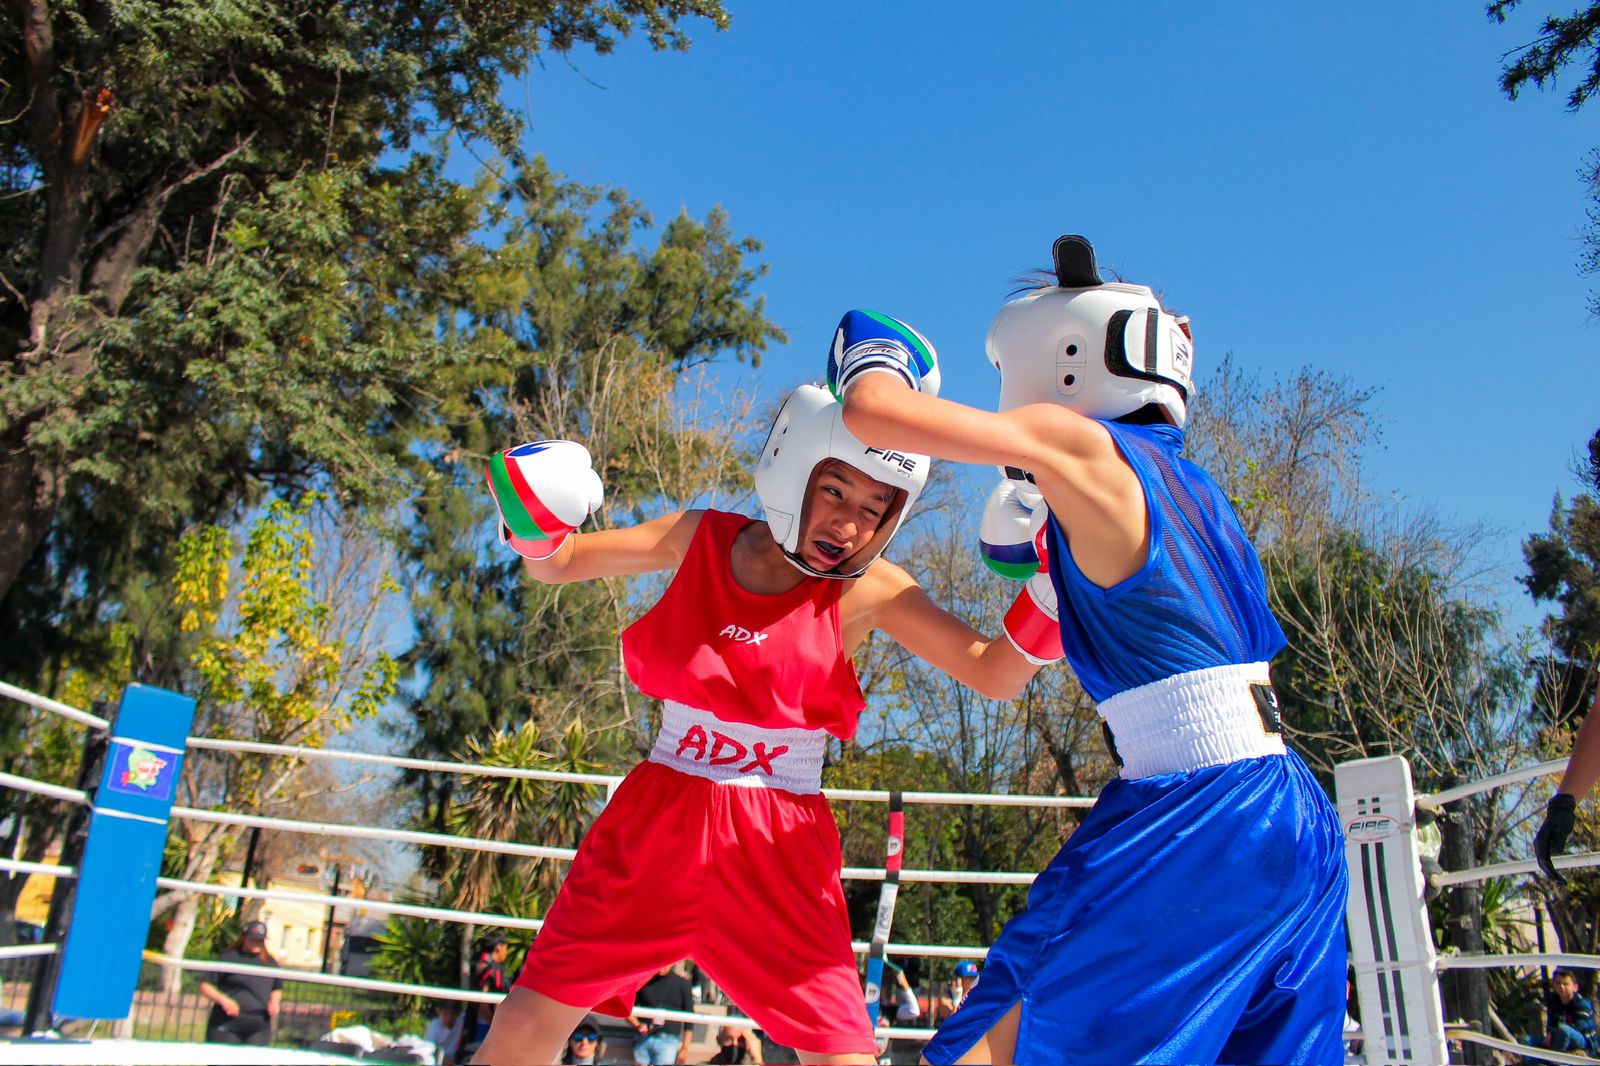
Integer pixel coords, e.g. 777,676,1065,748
506,2,1597,624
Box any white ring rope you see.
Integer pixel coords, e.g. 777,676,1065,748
840,865,1035,885
0,857,75,880
169,806,579,862
0,681,109,730
186,736,625,789
0,944,57,960
0,769,1040,889
0,770,87,807
1,680,1091,809
155,873,993,961
138,952,942,1041
1437,952,1600,972
1416,759,1568,809
0,857,988,964
181,738,1092,808
155,875,545,933
1426,851,1600,890
1448,1027,1598,1065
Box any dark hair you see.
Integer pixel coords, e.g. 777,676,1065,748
226,931,278,967
481,932,509,951
1554,967,1579,982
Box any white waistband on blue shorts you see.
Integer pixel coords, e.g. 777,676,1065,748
647,701,827,794
1098,661,1286,780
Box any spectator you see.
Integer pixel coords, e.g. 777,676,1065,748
561,1018,607,1065
458,933,511,1061
949,960,980,1011
422,1001,465,1065
628,964,694,1065
890,966,921,1026
1520,968,1597,1057
709,1024,763,1064
198,920,282,1046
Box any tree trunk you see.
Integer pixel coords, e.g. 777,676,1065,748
157,829,228,995
159,893,203,996
0,450,60,610
1439,798,1491,1064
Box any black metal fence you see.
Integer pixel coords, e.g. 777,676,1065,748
127,960,427,1048
0,954,44,1028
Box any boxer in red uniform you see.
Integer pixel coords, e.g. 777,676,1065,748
473,374,1047,1066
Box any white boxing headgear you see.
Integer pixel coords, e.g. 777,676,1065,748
755,384,929,579
986,235,1194,428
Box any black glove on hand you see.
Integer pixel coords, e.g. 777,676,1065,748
1536,793,1579,884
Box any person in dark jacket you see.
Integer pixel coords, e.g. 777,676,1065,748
198,920,282,1046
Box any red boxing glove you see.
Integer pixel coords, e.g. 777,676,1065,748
1003,570,1064,666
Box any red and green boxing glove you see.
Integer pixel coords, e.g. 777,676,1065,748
484,440,604,560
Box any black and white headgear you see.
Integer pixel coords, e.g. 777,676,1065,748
987,235,1194,428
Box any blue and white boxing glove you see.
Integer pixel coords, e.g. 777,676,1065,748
484,440,604,560
826,309,942,401
978,477,1048,581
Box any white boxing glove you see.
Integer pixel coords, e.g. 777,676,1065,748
1003,570,1064,666
484,440,604,561
978,477,1048,580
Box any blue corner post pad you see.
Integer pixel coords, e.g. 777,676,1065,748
54,684,196,1020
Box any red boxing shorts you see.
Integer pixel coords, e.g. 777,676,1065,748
516,760,876,1056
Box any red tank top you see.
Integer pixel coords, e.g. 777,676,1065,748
621,510,867,740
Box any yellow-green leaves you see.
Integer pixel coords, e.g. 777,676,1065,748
173,496,398,749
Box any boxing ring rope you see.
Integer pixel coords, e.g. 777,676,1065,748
0,771,88,808
137,951,940,1041
3,681,1093,809
0,681,109,731
1449,1028,1598,1064
191,736,1094,809
0,859,75,881
0,946,56,961
1415,760,1567,810
36,679,1600,1060
0,756,1046,890
1427,852,1600,889
1336,753,1600,1066
0,853,1001,963
3,680,1075,1048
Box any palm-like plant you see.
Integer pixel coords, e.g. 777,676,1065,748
442,717,605,913
369,905,459,1012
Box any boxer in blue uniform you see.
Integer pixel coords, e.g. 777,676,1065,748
826,237,1348,1065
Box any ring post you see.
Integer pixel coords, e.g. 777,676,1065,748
53,683,196,1019
1335,755,1448,1065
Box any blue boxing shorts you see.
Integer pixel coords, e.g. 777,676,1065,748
923,751,1348,1066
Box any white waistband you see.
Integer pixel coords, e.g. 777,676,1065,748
648,702,827,794
1098,662,1285,780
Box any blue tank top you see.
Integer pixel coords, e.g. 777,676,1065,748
1045,421,1285,703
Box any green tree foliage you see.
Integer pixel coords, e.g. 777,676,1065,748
392,161,778,829
0,0,731,674
1520,430,1600,980
1269,531,1531,790
1490,3,1600,312
155,496,400,990
1491,1,1600,107
1522,429,1600,716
